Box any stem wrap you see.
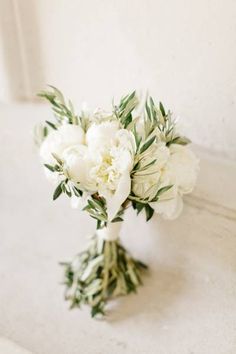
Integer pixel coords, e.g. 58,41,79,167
96,222,122,241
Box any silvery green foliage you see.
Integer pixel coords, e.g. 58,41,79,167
61,235,147,317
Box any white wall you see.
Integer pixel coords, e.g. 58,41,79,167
0,0,236,159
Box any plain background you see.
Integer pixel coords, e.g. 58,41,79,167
0,0,236,160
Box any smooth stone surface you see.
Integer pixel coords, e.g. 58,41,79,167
1,104,236,354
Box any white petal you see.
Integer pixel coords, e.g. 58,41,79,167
58,124,85,145
168,144,199,194
106,171,131,221
40,130,63,164
115,129,136,156
40,125,85,164
151,194,183,220
63,145,97,191
86,121,119,150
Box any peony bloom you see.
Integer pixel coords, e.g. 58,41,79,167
86,121,120,150
87,123,134,220
132,142,199,220
132,142,170,200
151,186,183,219
62,144,97,192
166,144,199,194
39,125,85,183
151,144,199,219
40,125,85,164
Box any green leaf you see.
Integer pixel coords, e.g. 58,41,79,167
48,85,65,104
140,136,156,154
44,163,55,172
123,113,132,128
159,102,166,117
96,219,102,230
51,153,63,165
112,217,123,223
135,159,157,173
132,160,140,172
65,188,72,197
145,204,154,221
88,211,107,222
135,202,145,214
43,126,48,137
117,91,138,128
38,86,79,127
167,136,191,146
91,196,106,208
45,120,57,130
133,126,142,151
149,96,155,107
153,185,173,201
145,102,151,120
89,199,107,216
73,186,83,197
121,91,136,107
37,91,55,104
149,97,156,121
136,260,148,269
53,182,63,200
91,304,104,318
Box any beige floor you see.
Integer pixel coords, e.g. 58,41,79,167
1,104,236,354
0,337,32,354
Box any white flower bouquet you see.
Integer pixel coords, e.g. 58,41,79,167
36,87,198,317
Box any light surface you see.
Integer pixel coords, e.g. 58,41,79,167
0,104,236,354
0,337,31,354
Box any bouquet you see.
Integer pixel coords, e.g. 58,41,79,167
36,87,198,317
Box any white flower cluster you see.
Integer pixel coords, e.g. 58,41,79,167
38,88,199,222
40,123,198,221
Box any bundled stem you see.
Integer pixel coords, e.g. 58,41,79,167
61,234,147,317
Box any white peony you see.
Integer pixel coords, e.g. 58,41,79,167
151,144,199,219
132,142,170,200
132,142,198,220
151,190,183,219
89,128,134,220
62,144,97,192
39,125,85,183
86,121,120,150
40,125,85,164
166,144,199,194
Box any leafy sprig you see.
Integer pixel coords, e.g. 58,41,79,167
61,235,147,317
145,96,191,146
38,86,79,126
83,195,107,229
44,153,83,201
113,91,138,128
